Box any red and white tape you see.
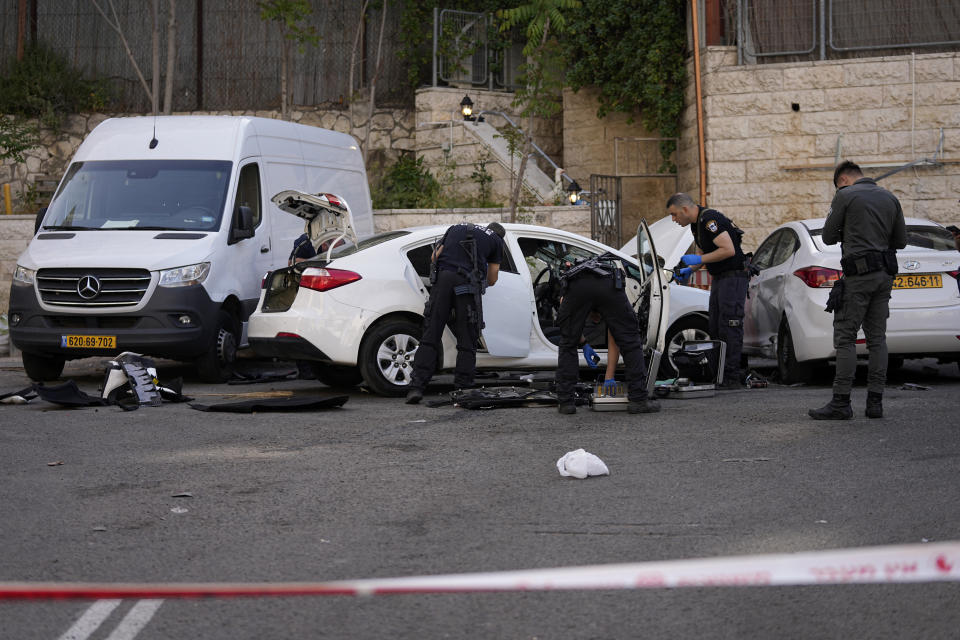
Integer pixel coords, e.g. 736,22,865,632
1,541,957,600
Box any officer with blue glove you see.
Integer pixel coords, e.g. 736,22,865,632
666,193,749,388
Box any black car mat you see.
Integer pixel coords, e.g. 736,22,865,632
2,377,192,410
426,385,591,410
0,385,39,403
188,394,349,413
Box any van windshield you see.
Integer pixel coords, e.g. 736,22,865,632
42,160,232,231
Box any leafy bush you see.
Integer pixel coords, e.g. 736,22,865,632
0,43,110,129
0,116,39,162
372,154,442,209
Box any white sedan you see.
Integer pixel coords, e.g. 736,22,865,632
247,192,710,395
743,217,960,382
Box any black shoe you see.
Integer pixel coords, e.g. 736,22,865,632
628,398,661,414
404,388,423,405
809,394,853,420
558,403,576,415
865,392,883,419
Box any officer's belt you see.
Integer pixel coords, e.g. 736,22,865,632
712,269,749,280
840,250,896,276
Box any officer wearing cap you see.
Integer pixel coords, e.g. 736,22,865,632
405,222,505,404
666,193,748,388
809,160,906,420
554,253,660,415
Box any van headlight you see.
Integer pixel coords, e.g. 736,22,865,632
13,265,36,286
158,262,210,287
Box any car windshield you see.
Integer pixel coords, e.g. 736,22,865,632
42,160,232,231
809,224,956,252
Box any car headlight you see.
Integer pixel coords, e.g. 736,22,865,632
158,262,211,287
13,265,36,286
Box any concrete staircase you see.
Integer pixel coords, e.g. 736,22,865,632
461,119,557,203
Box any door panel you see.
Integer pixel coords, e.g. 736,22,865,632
481,269,532,357
635,221,667,352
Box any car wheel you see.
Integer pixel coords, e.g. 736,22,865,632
315,364,364,389
196,310,239,383
777,320,814,384
22,352,66,382
658,316,710,379
359,319,421,397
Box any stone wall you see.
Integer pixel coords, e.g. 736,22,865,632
562,87,678,244
680,47,960,250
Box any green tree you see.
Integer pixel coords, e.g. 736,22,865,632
258,0,320,119
0,117,39,163
497,0,580,222
562,0,686,169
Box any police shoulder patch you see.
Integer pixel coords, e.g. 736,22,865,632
706,220,719,233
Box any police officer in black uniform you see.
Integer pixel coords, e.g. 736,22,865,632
554,253,660,415
405,222,505,404
666,193,748,388
809,160,906,420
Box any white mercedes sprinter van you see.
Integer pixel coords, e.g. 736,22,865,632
8,115,373,382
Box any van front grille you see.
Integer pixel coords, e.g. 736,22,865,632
37,268,152,307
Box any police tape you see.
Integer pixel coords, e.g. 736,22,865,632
1,541,957,600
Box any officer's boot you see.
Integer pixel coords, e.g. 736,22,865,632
808,393,853,420
628,398,661,414
865,391,883,419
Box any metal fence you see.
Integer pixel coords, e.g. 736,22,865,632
738,0,960,62
0,0,411,112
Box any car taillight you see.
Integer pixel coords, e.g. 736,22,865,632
947,270,959,280
793,266,841,288
299,267,362,292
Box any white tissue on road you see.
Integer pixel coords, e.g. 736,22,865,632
556,449,609,479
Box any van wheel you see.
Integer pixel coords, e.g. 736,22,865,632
777,321,813,384
359,319,421,397
196,310,239,383
315,364,363,389
22,352,66,382
658,316,710,379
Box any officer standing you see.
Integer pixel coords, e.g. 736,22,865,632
405,222,505,404
809,160,906,420
666,193,748,388
554,253,659,415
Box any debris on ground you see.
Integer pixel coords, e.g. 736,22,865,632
556,449,609,479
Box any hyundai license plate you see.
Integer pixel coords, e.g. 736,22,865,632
61,335,117,349
892,274,941,290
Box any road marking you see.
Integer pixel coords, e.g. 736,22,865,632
57,599,121,640
103,599,164,640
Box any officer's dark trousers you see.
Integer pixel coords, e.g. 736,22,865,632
833,270,892,395
709,273,748,382
555,274,648,404
411,269,480,390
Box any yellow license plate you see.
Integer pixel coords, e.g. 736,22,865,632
893,274,942,290
61,335,117,349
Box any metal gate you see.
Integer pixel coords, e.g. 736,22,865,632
589,175,622,248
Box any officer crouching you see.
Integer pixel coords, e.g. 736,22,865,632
554,253,660,415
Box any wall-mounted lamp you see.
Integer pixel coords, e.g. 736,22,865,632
460,95,474,121
566,179,581,204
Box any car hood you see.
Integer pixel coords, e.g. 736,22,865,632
621,216,693,269
271,190,359,255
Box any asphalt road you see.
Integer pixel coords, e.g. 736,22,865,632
0,355,958,640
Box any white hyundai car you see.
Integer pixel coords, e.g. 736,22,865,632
247,192,710,395
743,217,960,382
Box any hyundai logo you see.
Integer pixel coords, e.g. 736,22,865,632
903,261,920,271
77,275,101,299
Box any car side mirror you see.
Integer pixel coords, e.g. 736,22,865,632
34,206,48,234
229,205,255,244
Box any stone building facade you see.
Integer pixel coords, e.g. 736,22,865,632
677,47,960,249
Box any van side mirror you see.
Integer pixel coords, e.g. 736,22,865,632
34,206,48,234
229,205,255,244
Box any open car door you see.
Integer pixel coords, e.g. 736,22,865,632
480,235,531,357
271,190,359,258
634,220,668,355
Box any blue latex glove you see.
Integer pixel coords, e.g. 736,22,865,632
681,254,703,266
582,343,600,368
675,266,692,282
602,378,617,389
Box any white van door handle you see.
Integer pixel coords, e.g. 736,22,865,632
260,245,269,253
